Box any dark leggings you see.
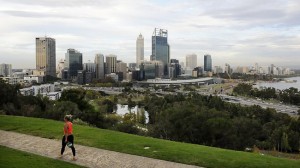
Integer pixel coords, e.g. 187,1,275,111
61,135,76,156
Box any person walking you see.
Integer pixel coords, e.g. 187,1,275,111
60,115,76,160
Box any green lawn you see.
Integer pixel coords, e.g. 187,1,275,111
0,145,83,168
0,115,300,168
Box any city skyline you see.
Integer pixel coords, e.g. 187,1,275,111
0,0,300,69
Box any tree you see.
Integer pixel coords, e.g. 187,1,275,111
46,101,81,120
0,79,20,110
60,88,90,111
281,132,291,152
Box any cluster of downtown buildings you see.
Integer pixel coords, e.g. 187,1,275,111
0,28,295,86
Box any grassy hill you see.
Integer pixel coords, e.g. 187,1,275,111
0,115,299,168
0,145,83,168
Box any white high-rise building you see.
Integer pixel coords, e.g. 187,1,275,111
186,54,197,69
36,37,56,77
213,66,223,74
136,34,144,66
56,59,64,78
0,64,12,77
95,54,105,79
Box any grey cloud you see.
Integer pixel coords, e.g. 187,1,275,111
0,0,118,7
0,10,106,20
1,10,61,18
190,24,224,29
194,0,300,28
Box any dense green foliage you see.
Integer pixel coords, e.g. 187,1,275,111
233,83,300,105
0,145,83,168
1,116,300,168
144,93,300,152
1,79,299,154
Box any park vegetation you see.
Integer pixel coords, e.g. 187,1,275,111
233,83,300,105
0,79,299,154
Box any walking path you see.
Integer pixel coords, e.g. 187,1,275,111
0,130,201,168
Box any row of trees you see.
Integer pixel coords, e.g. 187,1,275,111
233,83,300,105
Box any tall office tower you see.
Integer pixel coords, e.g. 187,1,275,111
270,64,275,75
140,60,163,79
186,54,197,69
136,34,144,66
116,61,127,81
83,62,96,83
204,54,212,72
224,63,232,74
65,48,83,78
94,54,105,80
0,64,12,77
152,28,170,76
83,62,96,73
169,59,181,78
106,55,117,74
213,66,223,74
56,59,65,78
36,37,56,77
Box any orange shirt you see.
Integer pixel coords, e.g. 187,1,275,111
64,121,73,135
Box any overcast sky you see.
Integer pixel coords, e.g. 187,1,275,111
0,0,299,69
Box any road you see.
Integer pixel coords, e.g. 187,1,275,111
62,86,123,95
217,94,299,116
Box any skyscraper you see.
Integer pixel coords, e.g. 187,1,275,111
83,62,96,83
116,60,127,81
136,34,144,66
186,54,197,69
140,60,163,79
152,28,170,76
36,37,56,77
225,63,232,74
0,64,12,77
65,48,83,78
169,59,181,78
106,55,117,74
56,59,65,78
95,54,105,79
204,54,212,72
83,62,96,73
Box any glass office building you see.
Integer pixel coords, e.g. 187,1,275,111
65,49,83,78
204,54,212,72
152,28,170,76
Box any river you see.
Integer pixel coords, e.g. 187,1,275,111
255,77,300,90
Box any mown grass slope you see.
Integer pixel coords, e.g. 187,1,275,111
0,115,299,168
0,145,83,168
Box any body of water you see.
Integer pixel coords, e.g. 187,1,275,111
115,104,149,123
255,77,300,90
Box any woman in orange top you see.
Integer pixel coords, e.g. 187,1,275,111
60,115,76,160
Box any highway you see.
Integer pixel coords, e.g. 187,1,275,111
217,94,299,116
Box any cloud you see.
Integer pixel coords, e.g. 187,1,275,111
0,0,299,69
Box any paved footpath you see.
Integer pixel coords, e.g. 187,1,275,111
0,130,201,168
